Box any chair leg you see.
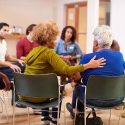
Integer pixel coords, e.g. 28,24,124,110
4,99,9,123
0,97,9,123
13,88,16,125
74,98,78,125
108,109,111,125
0,97,3,113
92,108,97,118
63,96,66,125
57,95,60,125
27,107,30,125
117,107,123,125
13,103,16,125
2,91,11,106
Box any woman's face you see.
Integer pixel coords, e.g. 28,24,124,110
69,72,81,82
65,28,73,40
46,40,57,49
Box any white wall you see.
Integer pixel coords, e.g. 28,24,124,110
0,0,56,56
86,0,99,53
0,0,56,33
56,0,99,53
111,0,125,58
1,0,125,58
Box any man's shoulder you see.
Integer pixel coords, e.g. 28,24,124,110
17,37,27,43
2,39,7,44
82,52,95,58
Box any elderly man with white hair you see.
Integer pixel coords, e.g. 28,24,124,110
66,25,125,119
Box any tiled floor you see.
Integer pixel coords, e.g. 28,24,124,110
0,83,125,125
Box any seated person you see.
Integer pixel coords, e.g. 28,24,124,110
16,24,39,60
0,22,26,108
23,21,105,125
66,25,125,118
54,26,83,95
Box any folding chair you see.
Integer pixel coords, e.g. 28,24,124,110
75,75,125,125
13,72,66,125
0,91,9,124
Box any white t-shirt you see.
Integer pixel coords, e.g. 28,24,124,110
0,40,7,62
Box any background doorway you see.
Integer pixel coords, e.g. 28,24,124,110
66,2,87,54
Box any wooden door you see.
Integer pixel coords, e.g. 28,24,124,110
66,2,87,54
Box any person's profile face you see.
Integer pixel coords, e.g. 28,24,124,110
46,39,57,49
0,26,9,39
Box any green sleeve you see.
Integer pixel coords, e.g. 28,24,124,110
45,50,84,75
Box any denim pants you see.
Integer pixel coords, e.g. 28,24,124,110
42,107,58,118
42,101,62,118
72,85,124,112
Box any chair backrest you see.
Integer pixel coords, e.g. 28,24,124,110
86,75,125,100
13,73,59,98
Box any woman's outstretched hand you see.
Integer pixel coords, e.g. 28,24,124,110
83,55,106,71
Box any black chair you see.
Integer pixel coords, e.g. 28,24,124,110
13,73,66,125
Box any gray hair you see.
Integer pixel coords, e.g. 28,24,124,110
93,25,114,49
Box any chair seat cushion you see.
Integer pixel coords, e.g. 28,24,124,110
18,95,49,103
17,94,64,109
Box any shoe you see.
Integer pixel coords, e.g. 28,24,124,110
16,103,27,108
121,112,125,118
62,90,67,96
49,107,52,114
50,117,57,125
115,106,125,110
66,102,74,119
41,116,51,124
33,108,41,115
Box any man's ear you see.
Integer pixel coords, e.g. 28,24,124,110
93,40,99,52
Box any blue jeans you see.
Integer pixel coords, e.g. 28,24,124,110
42,101,62,118
42,107,58,118
72,85,124,112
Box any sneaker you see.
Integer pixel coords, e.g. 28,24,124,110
16,103,27,108
66,102,74,119
115,106,125,110
41,116,51,125
121,112,125,118
49,107,52,114
33,108,41,115
50,117,57,125
62,90,67,96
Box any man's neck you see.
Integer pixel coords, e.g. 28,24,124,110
0,38,3,43
27,35,33,43
64,38,70,43
96,47,109,52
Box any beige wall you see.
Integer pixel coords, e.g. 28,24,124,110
0,0,56,32
0,0,56,56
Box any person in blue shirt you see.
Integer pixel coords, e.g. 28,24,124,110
66,25,125,118
54,26,83,95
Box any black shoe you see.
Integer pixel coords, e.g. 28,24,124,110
66,102,74,119
33,108,41,115
50,118,57,125
41,116,52,124
16,103,27,108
